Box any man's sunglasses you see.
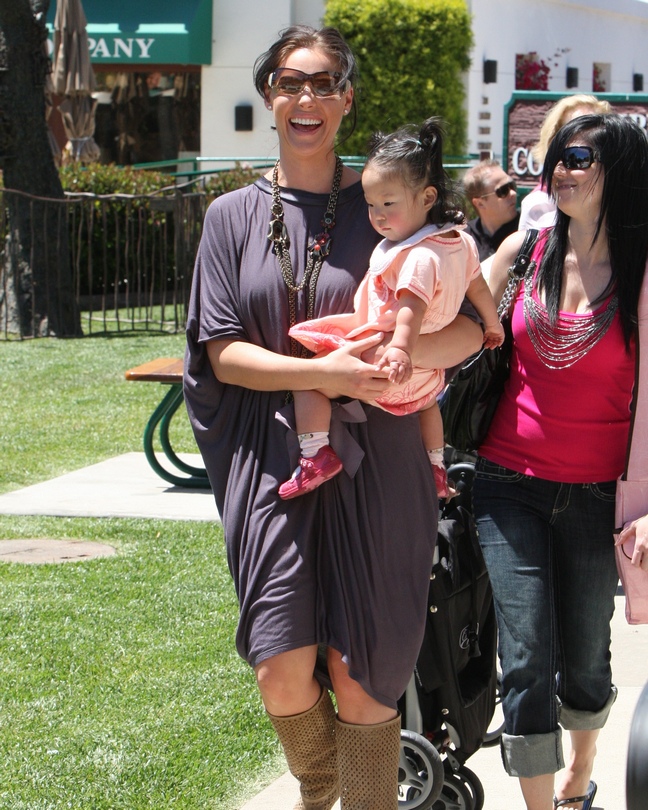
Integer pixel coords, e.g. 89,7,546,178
480,179,517,199
268,68,349,98
560,145,597,170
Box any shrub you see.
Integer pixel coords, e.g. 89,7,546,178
59,163,176,195
202,163,265,202
325,0,472,157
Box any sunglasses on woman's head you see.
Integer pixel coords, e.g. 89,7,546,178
480,179,517,199
560,146,597,170
268,68,348,98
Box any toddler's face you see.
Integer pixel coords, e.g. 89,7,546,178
362,165,436,243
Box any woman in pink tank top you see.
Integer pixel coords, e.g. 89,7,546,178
472,114,648,810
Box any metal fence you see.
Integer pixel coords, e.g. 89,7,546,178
1,154,481,339
0,183,208,338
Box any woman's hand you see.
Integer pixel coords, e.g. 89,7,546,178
317,332,391,400
616,514,648,570
208,334,390,398
360,331,392,366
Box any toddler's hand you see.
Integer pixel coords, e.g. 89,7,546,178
482,321,505,350
376,346,412,384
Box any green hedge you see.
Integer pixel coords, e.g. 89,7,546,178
325,0,473,157
59,163,176,195
59,162,262,199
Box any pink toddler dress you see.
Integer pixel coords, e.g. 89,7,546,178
290,223,481,415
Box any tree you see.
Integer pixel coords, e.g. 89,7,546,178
325,0,472,158
0,0,81,337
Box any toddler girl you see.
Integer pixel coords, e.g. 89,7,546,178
279,117,504,499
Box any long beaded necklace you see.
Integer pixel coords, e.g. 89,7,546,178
523,273,618,369
267,155,343,358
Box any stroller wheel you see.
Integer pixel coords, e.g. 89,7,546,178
445,766,484,810
398,729,444,809
482,671,505,747
627,681,648,810
431,775,474,810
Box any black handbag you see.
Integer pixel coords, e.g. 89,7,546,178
439,229,539,454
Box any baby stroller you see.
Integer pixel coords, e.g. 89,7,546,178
397,462,503,810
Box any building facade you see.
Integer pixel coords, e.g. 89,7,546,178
48,0,648,166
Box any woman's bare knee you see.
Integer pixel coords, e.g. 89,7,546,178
255,646,320,716
327,648,396,725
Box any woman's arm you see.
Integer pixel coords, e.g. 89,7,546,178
412,315,483,369
362,313,484,371
207,333,392,401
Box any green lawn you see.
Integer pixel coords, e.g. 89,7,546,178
0,336,284,809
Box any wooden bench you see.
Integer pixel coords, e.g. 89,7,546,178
125,358,210,489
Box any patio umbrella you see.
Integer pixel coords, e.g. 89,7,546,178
52,0,100,163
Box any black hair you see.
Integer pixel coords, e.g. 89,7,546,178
363,117,465,226
540,113,648,347
252,25,359,140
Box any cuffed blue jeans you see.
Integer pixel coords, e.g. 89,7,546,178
473,458,619,778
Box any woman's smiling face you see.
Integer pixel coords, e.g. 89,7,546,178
552,140,604,220
266,47,353,158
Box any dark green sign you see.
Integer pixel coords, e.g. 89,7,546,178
47,0,212,65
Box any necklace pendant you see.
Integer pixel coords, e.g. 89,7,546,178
267,218,289,246
309,231,331,258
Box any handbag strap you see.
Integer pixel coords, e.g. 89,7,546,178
496,228,539,320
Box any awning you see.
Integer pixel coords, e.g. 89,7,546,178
47,0,212,65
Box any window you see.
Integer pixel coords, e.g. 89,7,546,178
515,53,550,91
593,63,610,93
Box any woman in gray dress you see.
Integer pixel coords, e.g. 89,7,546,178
184,25,482,809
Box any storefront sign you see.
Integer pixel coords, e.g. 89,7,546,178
504,91,648,188
46,0,212,65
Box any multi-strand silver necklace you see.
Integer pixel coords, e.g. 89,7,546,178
267,155,343,357
523,274,618,369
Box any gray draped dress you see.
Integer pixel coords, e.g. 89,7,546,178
184,176,438,708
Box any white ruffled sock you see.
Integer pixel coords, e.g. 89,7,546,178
299,432,329,459
426,447,445,468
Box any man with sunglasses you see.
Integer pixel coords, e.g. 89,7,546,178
463,159,520,263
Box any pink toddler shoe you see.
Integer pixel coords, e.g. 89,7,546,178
432,464,449,499
278,446,343,500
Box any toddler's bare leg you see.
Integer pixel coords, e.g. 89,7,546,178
293,390,333,435
419,401,444,452
419,402,449,498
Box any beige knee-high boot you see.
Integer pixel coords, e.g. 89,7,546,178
267,689,339,810
336,714,401,809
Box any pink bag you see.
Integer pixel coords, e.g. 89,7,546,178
614,538,648,625
614,270,648,624
615,481,648,625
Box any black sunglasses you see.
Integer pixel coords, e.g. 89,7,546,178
268,68,348,98
480,179,517,199
561,145,597,170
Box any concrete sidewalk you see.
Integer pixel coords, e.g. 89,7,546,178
0,455,645,809
240,604,648,809
0,452,218,522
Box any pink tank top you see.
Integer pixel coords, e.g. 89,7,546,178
479,237,635,483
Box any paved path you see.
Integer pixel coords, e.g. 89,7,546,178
1,455,645,809
242,604,648,810
0,452,218,522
